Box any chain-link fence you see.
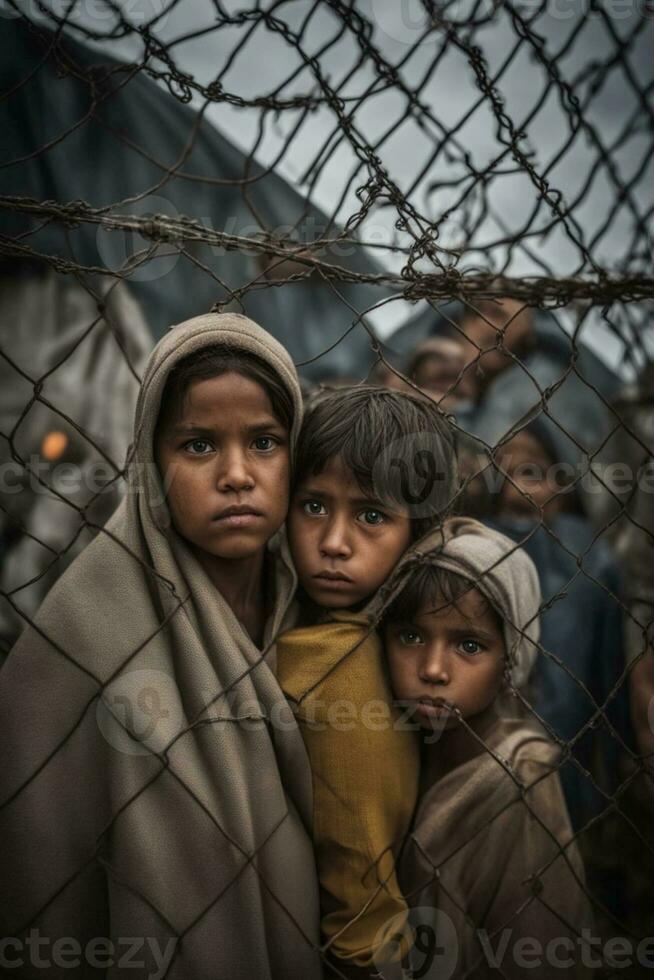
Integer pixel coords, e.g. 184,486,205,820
0,1,653,978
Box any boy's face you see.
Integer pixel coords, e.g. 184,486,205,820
288,455,412,608
384,587,505,731
155,372,290,561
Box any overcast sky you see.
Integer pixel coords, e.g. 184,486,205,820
7,0,654,367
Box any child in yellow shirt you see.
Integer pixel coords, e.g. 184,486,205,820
276,385,458,977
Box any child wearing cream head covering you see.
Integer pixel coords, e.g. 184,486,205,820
389,515,542,690
0,313,322,980
377,518,593,980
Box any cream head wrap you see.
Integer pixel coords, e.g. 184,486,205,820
372,516,542,689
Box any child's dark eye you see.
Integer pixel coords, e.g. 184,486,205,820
459,639,483,655
358,509,386,526
399,629,423,645
303,500,327,517
185,439,212,455
252,436,277,451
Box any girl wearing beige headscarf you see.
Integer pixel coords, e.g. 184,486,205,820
374,518,593,979
0,314,322,979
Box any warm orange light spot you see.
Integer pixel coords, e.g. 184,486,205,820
41,430,69,462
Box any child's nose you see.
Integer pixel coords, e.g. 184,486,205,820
419,645,450,685
216,448,255,493
319,516,352,559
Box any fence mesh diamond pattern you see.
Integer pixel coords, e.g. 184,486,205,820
0,2,653,978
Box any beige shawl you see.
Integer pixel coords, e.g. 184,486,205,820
0,313,322,979
400,717,592,979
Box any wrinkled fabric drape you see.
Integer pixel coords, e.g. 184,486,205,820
0,313,322,980
400,717,593,980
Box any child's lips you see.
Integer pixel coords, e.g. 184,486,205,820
312,571,354,590
215,514,262,527
212,506,264,528
414,698,454,719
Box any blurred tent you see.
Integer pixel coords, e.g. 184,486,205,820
0,19,389,381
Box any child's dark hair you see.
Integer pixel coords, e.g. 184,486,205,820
156,346,293,434
383,563,503,639
295,386,458,540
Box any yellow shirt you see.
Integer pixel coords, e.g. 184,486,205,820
276,611,420,969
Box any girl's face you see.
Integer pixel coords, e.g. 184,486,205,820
384,586,505,731
155,372,290,561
